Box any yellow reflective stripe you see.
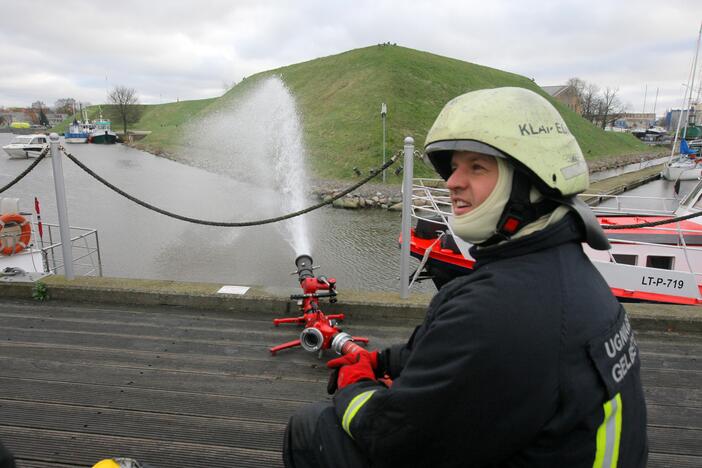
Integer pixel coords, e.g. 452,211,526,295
341,390,377,438
593,393,623,468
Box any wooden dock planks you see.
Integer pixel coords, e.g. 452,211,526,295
0,298,699,467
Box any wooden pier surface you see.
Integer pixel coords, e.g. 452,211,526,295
0,298,699,467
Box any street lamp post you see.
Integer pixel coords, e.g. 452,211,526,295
381,103,387,183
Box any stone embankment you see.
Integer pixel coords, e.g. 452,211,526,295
312,151,668,211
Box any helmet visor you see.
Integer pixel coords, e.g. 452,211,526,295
424,140,509,180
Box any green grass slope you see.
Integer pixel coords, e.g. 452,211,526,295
54,45,653,180
218,45,651,179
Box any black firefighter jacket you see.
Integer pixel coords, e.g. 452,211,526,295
333,214,648,467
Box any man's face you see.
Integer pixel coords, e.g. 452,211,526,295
446,151,500,216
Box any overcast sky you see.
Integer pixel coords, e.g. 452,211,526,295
1,0,700,117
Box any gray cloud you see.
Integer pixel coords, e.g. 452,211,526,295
1,0,700,115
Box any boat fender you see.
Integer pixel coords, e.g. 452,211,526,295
0,213,31,256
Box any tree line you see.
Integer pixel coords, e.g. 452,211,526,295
1,85,141,134
566,78,626,130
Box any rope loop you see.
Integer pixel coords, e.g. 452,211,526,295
61,146,401,227
0,146,49,194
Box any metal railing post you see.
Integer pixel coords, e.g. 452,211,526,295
49,133,75,279
400,136,414,299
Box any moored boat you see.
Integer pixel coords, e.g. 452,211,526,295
89,119,118,144
407,177,702,305
2,134,49,159
0,197,103,279
64,119,91,144
661,139,701,181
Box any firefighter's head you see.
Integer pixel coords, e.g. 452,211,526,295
424,87,608,249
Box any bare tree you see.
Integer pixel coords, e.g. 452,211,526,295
108,85,142,135
54,98,76,115
597,87,624,130
580,84,601,124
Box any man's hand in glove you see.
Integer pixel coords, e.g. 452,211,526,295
327,350,378,394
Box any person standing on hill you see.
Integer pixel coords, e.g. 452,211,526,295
283,87,648,468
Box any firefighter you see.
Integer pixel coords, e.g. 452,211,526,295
283,87,648,467
0,441,15,468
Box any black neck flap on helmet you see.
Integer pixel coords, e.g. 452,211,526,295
481,166,610,250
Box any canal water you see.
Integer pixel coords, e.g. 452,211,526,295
1,133,690,295
0,133,429,293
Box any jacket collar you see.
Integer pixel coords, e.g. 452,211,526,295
470,212,584,267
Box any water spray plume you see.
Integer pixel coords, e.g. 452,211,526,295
185,76,311,255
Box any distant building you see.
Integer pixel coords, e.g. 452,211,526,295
666,107,699,132
541,85,581,113
613,113,656,130
46,113,67,126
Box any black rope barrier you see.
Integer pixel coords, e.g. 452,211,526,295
62,146,401,227
600,209,702,230
0,147,49,194
3,143,700,231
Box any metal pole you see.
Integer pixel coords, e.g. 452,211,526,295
400,136,414,299
49,133,75,279
382,116,387,183
381,103,387,184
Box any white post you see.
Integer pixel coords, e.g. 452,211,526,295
400,136,414,299
381,103,388,183
49,133,75,279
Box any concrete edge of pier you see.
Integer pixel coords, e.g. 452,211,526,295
1,275,700,334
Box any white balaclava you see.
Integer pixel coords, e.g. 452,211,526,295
450,157,513,244
450,157,570,245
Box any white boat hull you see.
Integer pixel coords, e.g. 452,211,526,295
65,136,88,144
662,157,702,181
0,249,45,274
584,243,702,302
3,145,47,159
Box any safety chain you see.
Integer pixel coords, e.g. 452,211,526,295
62,146,402,227
0,146,49,194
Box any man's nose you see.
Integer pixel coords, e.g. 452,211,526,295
446,171,463,190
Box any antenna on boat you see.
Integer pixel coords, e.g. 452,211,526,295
670,22,702,163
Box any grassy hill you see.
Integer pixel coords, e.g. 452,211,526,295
55,45,654,180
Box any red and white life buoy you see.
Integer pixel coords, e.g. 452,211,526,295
0,213,31,255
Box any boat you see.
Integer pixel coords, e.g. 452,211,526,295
407,177,702,305
661,139,702,181
89,119,118,144
64,119,91,144
0,197,48,279
0,197,103,280
2,134,49,159
631,126,668,142
663,22,702,181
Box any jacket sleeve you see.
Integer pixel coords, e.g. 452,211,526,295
379,326,420,378
332,276,560,466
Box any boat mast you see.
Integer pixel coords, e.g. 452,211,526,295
671,21,702,161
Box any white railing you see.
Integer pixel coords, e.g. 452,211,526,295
1,220,101,277
35,222,102,276
581,192,679,216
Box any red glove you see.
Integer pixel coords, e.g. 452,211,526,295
327,350,378,393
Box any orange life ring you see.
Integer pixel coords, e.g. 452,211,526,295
0,213,31,255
